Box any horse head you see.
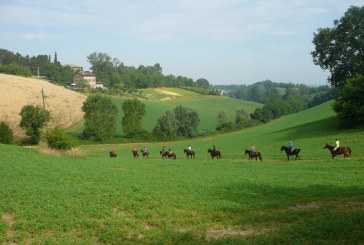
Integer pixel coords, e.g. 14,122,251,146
280,146,286,151
323,143,330,149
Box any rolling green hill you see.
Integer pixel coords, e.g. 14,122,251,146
1,101,363,244
68,88,262,138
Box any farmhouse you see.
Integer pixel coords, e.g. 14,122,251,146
72,71,104,89
68,64,83,73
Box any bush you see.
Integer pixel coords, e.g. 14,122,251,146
0,63,32,77
45,127,74,150
0,121,13,144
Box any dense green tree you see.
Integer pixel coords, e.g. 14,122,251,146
333,75,364,128
217,111,228,127
173,105,200,137
196,78,210,88
311,5,364,88
82,94,118,141
0,121,13,144
152,111,178,139
235,108,251,127
121,98,146,137
19,105,50,144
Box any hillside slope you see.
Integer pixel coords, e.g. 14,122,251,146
0,74,86,139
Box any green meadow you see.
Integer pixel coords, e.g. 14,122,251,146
1,101,364,244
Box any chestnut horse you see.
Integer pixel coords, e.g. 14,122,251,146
184,149,195,159
280,146,300,160
323,144,351,159
244,149,263,161
208,148,222,159
160,151,176,159
132,149,139,158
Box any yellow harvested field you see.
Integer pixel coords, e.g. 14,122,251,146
0,74,86,139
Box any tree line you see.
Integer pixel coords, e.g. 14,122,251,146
216,80,339,124
0,49,218,94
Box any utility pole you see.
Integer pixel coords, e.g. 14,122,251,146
42,88,48,133
37,67,40,77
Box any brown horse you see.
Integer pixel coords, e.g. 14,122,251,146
244,150,263,161
160,151,176,159
280,146,300,160
184,149,195,159
208,148,222,159
140,149,150,158
323,144,351,159
132,150,139,158
109,150,117,157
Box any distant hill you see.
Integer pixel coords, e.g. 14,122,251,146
0,74,86,139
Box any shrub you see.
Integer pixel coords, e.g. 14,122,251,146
45,126,74,151
0,63,32,77
0,121,13,144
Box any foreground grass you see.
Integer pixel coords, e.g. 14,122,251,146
1,101,363,244
0,143,363,244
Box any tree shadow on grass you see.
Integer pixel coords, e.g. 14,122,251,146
265,117,348,141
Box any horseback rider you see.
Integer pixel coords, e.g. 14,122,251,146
187,144,192,153
161,146,166,154
168,148,173,155
143,147,147,154
288,141,294,152
109,149,117,157
250,144,256,156
213,144,216,152
333,138,340,154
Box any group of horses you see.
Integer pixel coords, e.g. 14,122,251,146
111,143,352,161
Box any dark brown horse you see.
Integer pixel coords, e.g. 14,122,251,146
323,144,351,159
280,146,300,160
132,149,139,158
244,150,263,161
208,148,222,159
184,149,195,159
160,151,176,159
109,150,117,157
140,149,150,158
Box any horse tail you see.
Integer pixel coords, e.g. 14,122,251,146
259,153,262,161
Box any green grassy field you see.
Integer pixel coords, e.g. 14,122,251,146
1,101,363,244
67,88,262,139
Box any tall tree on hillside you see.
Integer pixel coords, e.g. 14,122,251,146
82,94,118,141
333,75,364,128
173,105,200,137
121,98,146,137
19,105,50,144
54,52,58,64
152,111,178,139
311,5,364,88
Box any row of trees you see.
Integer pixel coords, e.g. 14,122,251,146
0,49,74,85
86,52,216,92
0,49,218,94
219,80,336,124
81,95,201,141
219,80,338,109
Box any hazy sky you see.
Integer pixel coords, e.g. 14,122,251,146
1,0,363,85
